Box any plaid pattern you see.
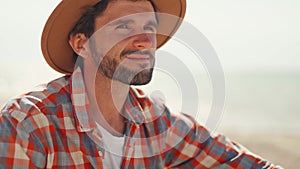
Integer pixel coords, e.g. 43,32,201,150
0,67,282,169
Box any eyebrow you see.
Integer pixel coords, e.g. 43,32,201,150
108,18,158,28
107,19,134,26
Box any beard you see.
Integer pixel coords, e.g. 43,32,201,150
95,49,155,85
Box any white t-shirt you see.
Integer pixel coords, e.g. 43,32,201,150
96,123,125,169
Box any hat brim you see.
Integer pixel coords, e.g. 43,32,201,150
41,0,186,74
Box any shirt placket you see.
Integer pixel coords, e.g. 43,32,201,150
121,121,143,168
85,129,106,168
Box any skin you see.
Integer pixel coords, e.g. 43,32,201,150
69,0,157,136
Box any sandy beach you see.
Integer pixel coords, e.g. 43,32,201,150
218,129,300,169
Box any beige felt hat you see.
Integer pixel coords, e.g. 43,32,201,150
41,0,186,74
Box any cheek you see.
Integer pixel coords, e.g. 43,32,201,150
149,34,157,48
91,32,121,55
91,39,120,59
91,32,137,59
105,43,126,61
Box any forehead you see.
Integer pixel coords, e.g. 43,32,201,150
95,0,156,27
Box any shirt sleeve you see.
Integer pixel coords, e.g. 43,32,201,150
0,101,47,169
164,114,283,169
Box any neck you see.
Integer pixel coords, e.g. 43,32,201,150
83,66,129,136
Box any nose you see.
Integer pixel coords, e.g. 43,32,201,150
132,33,156,50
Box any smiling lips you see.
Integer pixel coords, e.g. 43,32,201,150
125,54,151,63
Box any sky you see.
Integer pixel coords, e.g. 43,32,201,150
0,0,298,84
0,0,299,88
187,0,300,72
0,1,300,129
1,0,300,75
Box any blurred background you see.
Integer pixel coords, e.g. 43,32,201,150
1,0,299,168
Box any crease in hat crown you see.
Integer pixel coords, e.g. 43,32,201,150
41,0,186,74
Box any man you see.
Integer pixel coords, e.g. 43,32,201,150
0,0,282,168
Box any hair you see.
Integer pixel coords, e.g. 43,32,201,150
68,0,158,69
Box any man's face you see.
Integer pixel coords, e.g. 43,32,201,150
88,0,157,85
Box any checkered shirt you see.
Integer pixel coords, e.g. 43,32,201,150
0,67,282,168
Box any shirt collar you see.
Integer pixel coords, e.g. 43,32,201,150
70,67,95,132
121,88,165,124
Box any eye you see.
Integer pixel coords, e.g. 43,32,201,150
116,24,129,29
144,25,157,33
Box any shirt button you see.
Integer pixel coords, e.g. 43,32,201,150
135,124,140,129
98,151,103,157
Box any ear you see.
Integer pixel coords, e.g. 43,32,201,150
68,33,89,58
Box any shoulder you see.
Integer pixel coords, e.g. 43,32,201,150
0,76,72,126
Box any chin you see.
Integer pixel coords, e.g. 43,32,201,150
130,68,153,85
112,68,153,85
130,78,152,86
